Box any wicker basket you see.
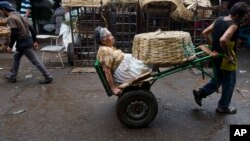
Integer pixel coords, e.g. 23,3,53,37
62,0,109,7
170,0,212,21
0,18,7,26
184,0,212,19
139,0,177,15
183,0,211,8
108,0,138,4
0,26,10,36
132,30,196,66
170,0,193,21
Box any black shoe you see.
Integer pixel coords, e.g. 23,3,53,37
193,89,203,107
39,77,53,84
4,74,17,83
216,106,237,114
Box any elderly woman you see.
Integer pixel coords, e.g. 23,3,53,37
95,26,150,95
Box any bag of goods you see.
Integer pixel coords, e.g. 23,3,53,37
132,30,196,66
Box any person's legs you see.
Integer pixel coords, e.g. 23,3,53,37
216,70,237,114
9,51,24,77
24,48,53,84
4,51,23,82
218,70,236,107
193,66,222,106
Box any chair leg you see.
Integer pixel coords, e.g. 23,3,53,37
42,52,45,63
58,52,64,68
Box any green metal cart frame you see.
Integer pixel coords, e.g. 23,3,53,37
94,47,222,128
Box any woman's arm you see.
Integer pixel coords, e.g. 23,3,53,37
102,64,122,95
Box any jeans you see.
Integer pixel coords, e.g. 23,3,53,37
200,64,236,108
9,47,51,78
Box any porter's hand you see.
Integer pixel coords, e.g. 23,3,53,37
210,51,218,58
6,47,12,53
33,42,39,50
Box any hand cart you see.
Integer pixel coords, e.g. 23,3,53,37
95,45,222,128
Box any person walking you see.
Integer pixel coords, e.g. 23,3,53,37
0,1,53,84
193,2,249,114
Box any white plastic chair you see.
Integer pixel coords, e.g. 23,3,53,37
40,35,65,68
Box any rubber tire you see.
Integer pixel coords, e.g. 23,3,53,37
67,43,74,66
116,90,158,128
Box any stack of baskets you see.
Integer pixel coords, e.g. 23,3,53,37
0,18,7,26
132,30,196,66
138,0,212,21
0,26,10,36
0,18,10,51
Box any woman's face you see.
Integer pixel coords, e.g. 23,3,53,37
102,30,114,47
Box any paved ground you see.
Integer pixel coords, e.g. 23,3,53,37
0,41,249,141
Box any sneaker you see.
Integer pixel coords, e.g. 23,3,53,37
216,106,237,114
4,74,17,83
193,89,203,107
39,77,53,84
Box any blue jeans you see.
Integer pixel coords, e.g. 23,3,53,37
200,64,236,108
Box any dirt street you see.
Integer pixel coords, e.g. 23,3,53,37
0,45,249,141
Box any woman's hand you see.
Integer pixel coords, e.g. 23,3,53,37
112,87,122,96
102,64,122,96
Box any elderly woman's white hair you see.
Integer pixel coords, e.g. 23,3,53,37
100,27,110,42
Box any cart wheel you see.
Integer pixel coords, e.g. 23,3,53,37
67,43,74,66
116,90,158,128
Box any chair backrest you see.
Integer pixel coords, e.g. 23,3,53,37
94,60,114,97
55,34,63,46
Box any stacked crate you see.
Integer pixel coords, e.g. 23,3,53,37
67,6,106,66
109,2,138,53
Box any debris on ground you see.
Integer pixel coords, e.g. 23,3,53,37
239,70,247,73
25,74,33,79
12,110,26,115
235,88,248,98
71,67,96,73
